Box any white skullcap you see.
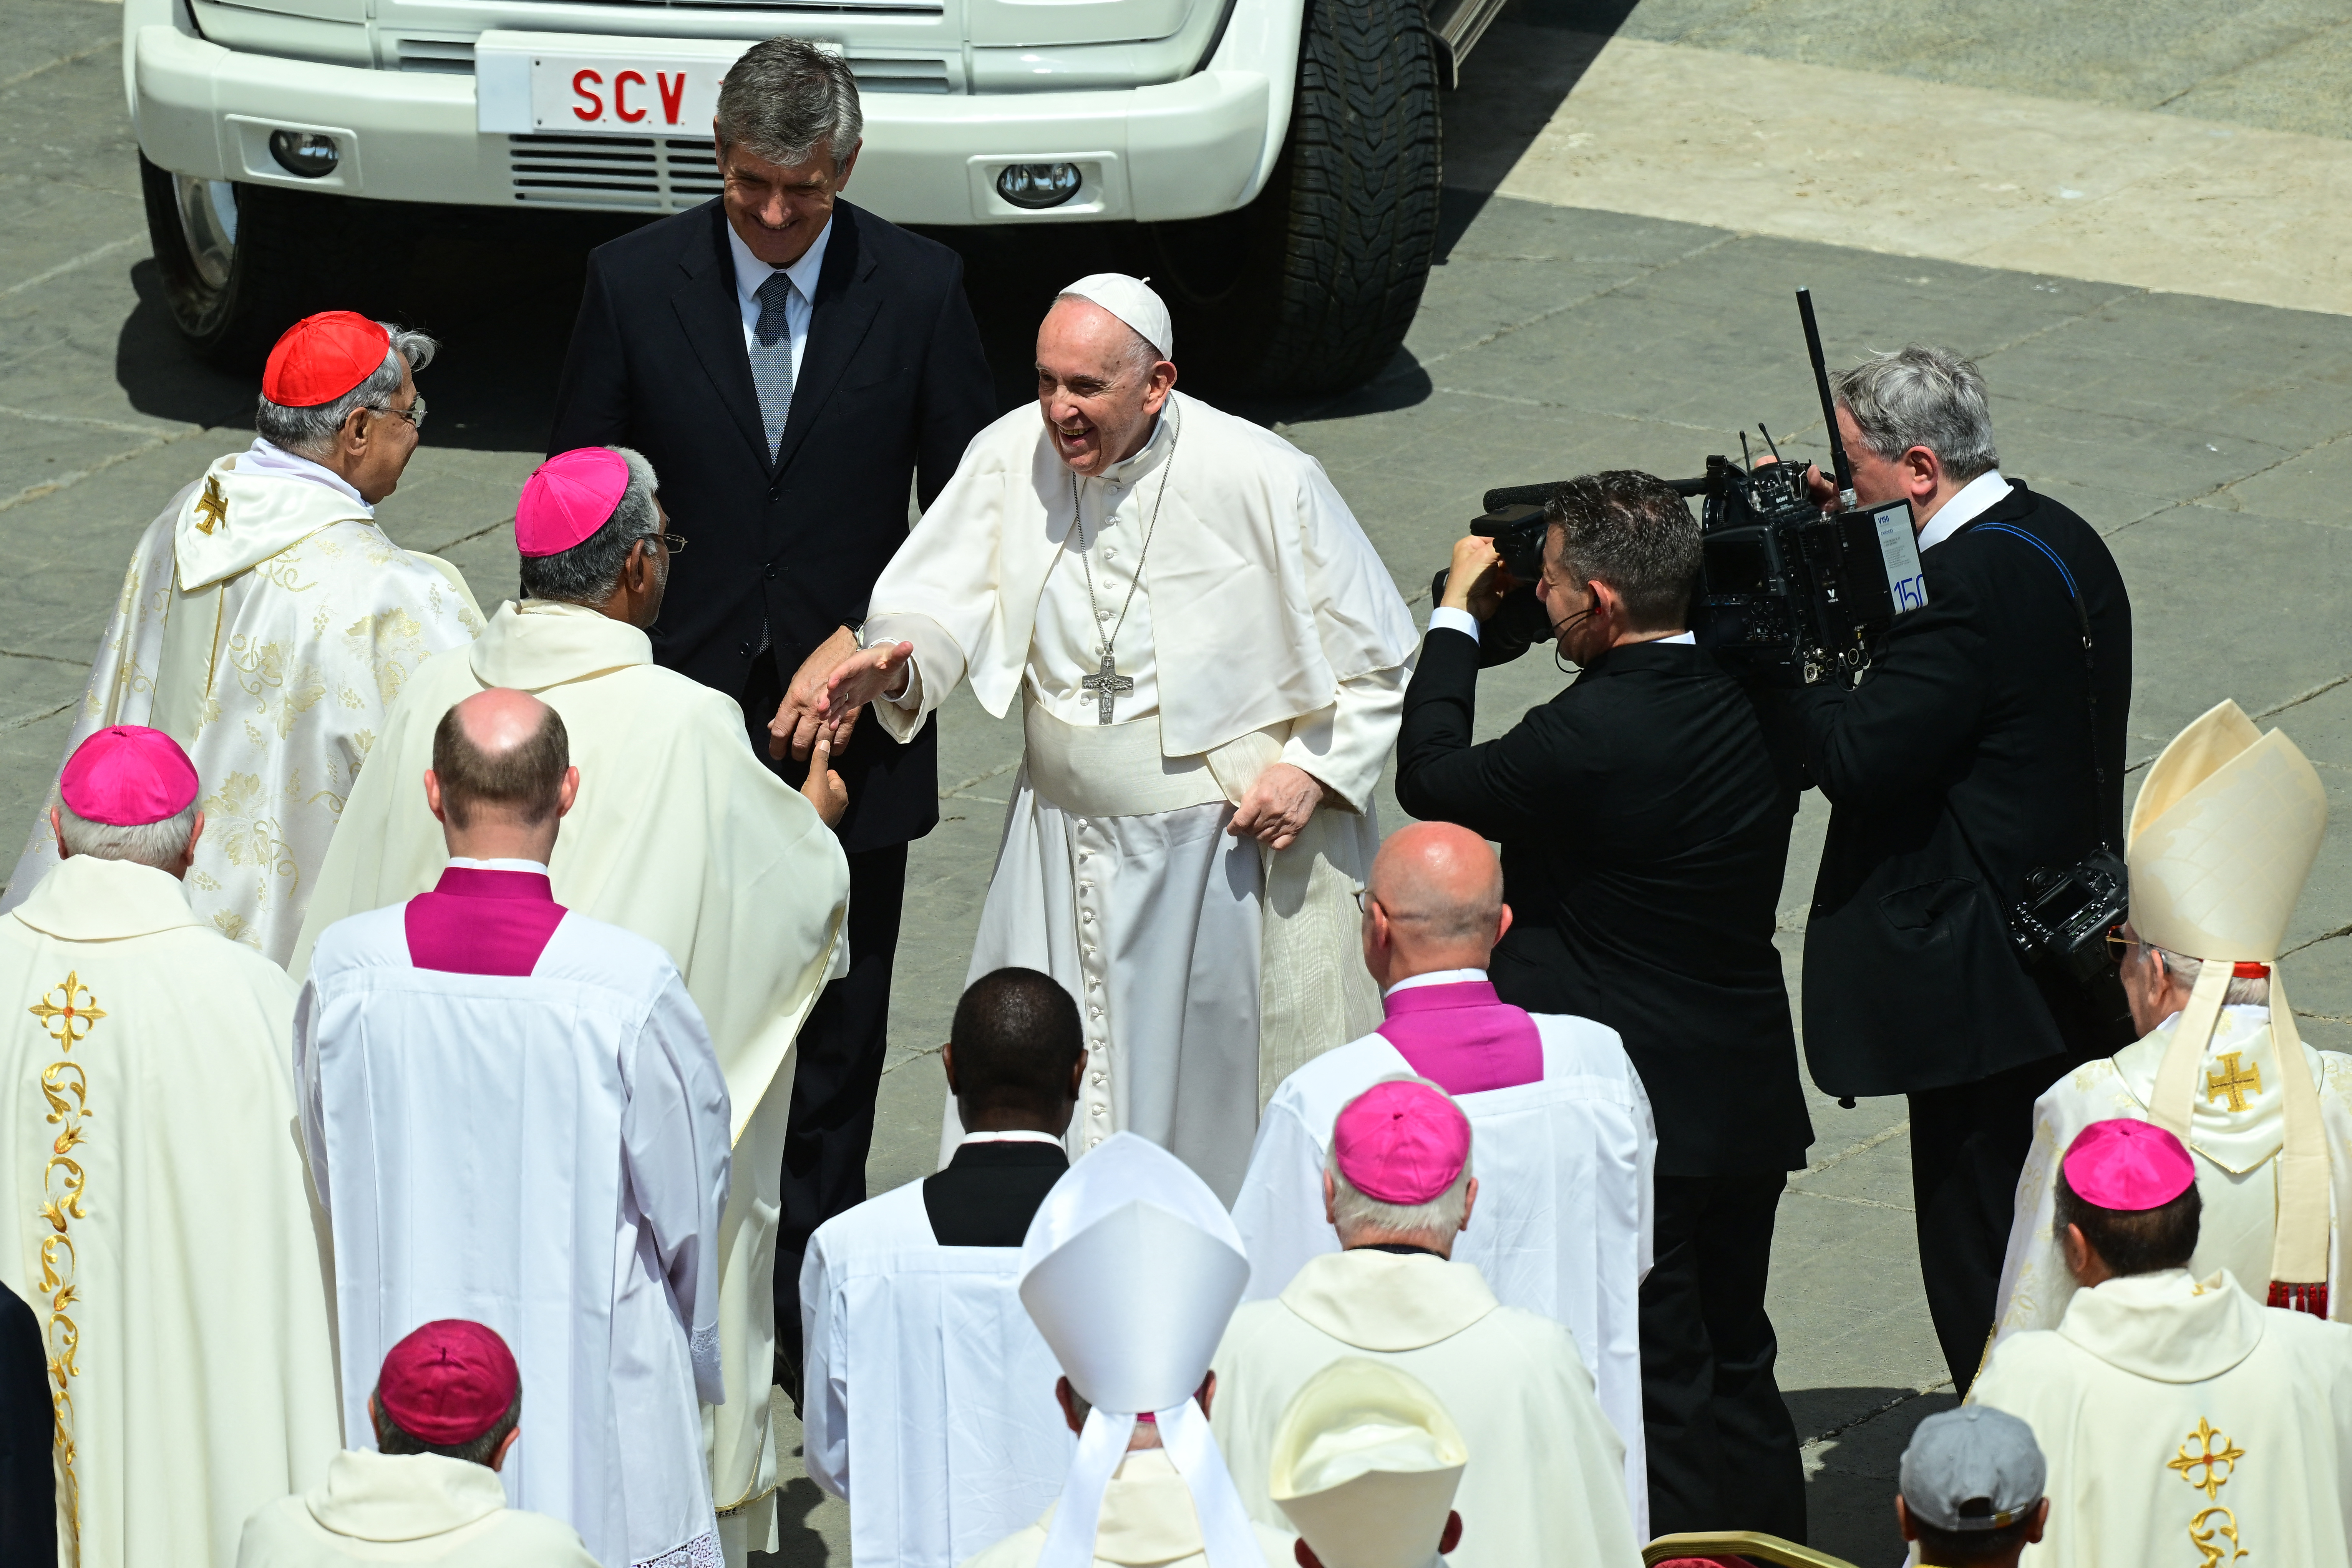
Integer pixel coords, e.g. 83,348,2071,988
1017,1132,1258,1568
1059,273,1173,360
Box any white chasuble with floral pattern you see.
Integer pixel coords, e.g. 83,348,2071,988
0,453,481,963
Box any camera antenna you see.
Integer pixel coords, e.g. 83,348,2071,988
1757,422,1784,463
1797,287,1858,508
1739,429,1754,469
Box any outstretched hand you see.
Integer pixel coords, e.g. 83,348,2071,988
822,640,915,719
1229,762,1329,853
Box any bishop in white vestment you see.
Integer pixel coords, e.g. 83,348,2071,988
1,312,481,962
298,689,733,1568
1993,700,2344,1347
0,727,340,1567
831,275,1418,1198
1229,822,1654,1533
1974,1119,2352,1568
292,450,852,1560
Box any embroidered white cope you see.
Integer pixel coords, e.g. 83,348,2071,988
1991,1004,2352,1347
1210,1249,1643,1568
1972,1268,2352,1568
290,599,853,1561
863,392,1418,1196
0,855,340,1568
234,1450,601,1567
799,1179,1074,1568
1227,1015,1659,1535
0,448,483,961
298,898,732,1568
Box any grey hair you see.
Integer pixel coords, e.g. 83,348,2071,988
715,37,863,169
1831,344,1999,482
517,447,662,607
1324,1079,1474,1248
56,801,197,870
1053,294,1158,377
253,322,437,460
2151,944,2271,1008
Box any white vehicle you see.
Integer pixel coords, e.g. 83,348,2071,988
126,0,1504,390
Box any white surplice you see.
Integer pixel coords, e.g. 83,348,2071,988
1992,1005,2352,1348
0,446,483,961
864,392,1418,1198
1227,1017,1658,1536
290,598,853,1558
297,899,732,1568
1211,1249,1643,1568
1972,1268,2352,1568
0,855,341,1568
959,1449,1295,1568
799,1180,1074,1568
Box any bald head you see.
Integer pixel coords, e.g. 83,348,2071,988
1363,824,1508,985
430,689,570,830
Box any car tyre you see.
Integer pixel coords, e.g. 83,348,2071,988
140,154,345,370
1149,0,1443,395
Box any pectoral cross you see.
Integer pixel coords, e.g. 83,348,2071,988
1080,649,1132,725
2206,1051,2263,1113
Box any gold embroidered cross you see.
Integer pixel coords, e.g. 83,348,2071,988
2168,1418,2245,1500
2206,1052,2263,1113
194,475,228,535
28,973,104,1050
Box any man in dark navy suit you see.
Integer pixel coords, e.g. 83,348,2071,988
547,36,997,1392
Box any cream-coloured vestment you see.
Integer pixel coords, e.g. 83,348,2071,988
1992,1004,2352,1346
1210,1249,1642,1568
0,449,483,962
235,1450,599,1568
290,599,852,1562
0,855,340,1567
864,392,1418,1197
958,1448,1294,1568
1972,1268,2352,1568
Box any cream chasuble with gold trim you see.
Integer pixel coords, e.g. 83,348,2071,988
0,855,340,1568
0,451,483,963
1972,1268,2352,1568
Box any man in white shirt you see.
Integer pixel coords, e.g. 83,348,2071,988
236,1321,598,1568
800,968,1083,1567
1229,821,1655,1531
299,688,733,1568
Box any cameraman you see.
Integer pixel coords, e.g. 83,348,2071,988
1789,346,2132,1394
1396,471,1812,1544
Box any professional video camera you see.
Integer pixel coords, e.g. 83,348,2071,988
1441,290,1930,685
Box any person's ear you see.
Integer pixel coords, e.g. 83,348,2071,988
2026,1496,2050,1544
1196,1370,1216,1418
490,1425,521,1472
1458,1175,1478,1233
1438,1510,1463,1554
1902,444,1941,501
941,1039,959,1095
836,139,863,187
423,770,447,824
47,806,65,859
342,402,373,457
1494,901,1513,945
180,810,206,871
1055,1376,1085,1435
1322,1168,1338,1227
556,765,580,819
1895,1496,1919,1542
1065,1049,1086,1105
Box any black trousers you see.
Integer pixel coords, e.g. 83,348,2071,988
1907,1051,2074,1394
740,657,912,1369
1642,1171,1806,1543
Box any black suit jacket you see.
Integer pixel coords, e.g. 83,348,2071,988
0,1281,51,1568
1396,633,1813,1177
548,199,997,852
1796,481,2134,1098
922,1140,1069,1246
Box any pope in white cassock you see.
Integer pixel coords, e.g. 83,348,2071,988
964,1131,1292,1568
1,311,481,962
299,687,733,1568
0,726,340,1568
1972,1117,2352,1568
1228,823,1655,1535
817,274,1418,1198
291,447,853,1562
1991,699,2346,1351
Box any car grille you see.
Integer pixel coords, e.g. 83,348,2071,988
507,135,726,210
394,36,478,73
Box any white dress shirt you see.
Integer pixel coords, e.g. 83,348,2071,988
1915,467,2012,552
446,856,553,875
1383,966,1489,997
1426,607,1694,645
727,216,829,386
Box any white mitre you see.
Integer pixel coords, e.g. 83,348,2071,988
2129,697,2332,1299
1270,1359,1467,1568
1060,273,1173,359
1018,1132,1258,1568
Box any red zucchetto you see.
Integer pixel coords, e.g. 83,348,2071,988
262,311,392,408
376,1319,520,1445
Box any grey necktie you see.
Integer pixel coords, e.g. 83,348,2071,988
751,271,798,462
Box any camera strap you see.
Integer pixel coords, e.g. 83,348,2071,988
1971,521,2110,856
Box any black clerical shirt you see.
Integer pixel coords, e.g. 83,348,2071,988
922,1137,1070,1246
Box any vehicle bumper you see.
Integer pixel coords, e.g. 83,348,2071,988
131,25,1274,223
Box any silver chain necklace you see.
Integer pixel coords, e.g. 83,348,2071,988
1075,399,1180,725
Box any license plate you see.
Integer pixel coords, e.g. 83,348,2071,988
477,34,787,138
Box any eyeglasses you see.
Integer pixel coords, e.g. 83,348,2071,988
2104,925,2138,965
657,533,688,554
1355,889,1378,916
377,395,426,432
